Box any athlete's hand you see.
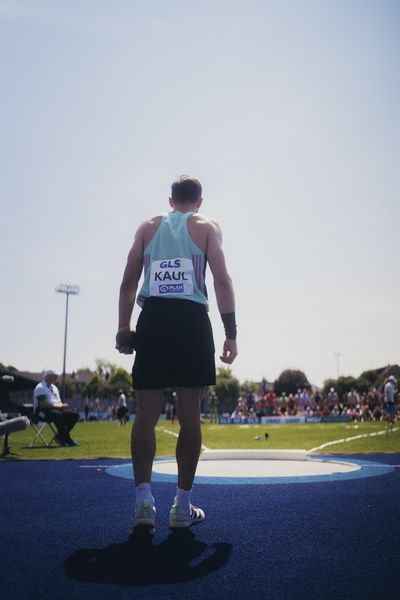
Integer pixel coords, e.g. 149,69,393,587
115,327,137,354
220,339,238,364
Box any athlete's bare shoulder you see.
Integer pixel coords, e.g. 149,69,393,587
140,214,164,229
148,214,164,226
188,214,222,252
190,213,220,229
137,214,164,247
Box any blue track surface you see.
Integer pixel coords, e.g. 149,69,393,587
1,454,399,600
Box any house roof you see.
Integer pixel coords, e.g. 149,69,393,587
376,364,400,385
1,369,95,389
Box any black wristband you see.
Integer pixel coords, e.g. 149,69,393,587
221,312,237,340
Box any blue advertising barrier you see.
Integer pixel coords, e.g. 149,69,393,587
261,416,305,424
218,415,350,425
219,416,260,424
305,416,349,423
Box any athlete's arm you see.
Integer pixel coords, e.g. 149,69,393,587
207,221,235,313
116,224,145,353
206,221,238,364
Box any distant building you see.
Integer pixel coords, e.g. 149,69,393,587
0,367,94,408
373,365,400,387
0,368,37,411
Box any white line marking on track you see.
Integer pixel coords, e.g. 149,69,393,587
159,427,209,451
359,465,400,468
80,465,113,468
308,427,398,453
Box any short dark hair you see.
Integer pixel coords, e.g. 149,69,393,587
171,175,202,203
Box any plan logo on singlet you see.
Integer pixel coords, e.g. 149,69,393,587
159,284,184,294
150,258,194,297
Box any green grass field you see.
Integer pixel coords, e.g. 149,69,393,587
1,419,399,460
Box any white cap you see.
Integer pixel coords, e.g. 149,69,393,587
388,375,397,383
43,368,57,378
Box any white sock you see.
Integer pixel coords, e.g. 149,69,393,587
175,487,192,513
135,483,154,508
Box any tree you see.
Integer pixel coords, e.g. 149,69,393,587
356,376,374,394
63,378,76,400
82,373,106,399
336,376,359,399
0,363,17,372
95,358,119,381
322,378,337,397
214,367,240,412
239,380,259,396
108,367,132,397
358,369,380,388
274,369,310,396
322,375,358,400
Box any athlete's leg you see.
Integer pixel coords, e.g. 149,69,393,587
175,387,203,490
131,389,164,486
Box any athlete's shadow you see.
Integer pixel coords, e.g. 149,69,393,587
64,529,232,586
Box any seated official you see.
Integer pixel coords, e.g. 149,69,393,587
33,369,79,447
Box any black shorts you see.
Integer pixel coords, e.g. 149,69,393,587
132,297,216,389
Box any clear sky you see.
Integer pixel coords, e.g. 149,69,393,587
1,0,399,387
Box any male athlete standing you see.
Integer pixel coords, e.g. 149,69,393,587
384,375,397,429
116,175,237,537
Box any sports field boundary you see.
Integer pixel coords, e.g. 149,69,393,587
159,424,399,457
308,426,398,453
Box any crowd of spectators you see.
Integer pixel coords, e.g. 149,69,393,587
82,390,130,424
230,384,398,422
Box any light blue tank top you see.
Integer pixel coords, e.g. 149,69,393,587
137,211,208,308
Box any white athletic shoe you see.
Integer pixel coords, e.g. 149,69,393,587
169,504,205,528
129,499,156,538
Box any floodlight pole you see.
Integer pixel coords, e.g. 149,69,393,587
56,284,80,401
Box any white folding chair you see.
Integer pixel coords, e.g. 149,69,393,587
22,404,58,448
29,419,57,448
